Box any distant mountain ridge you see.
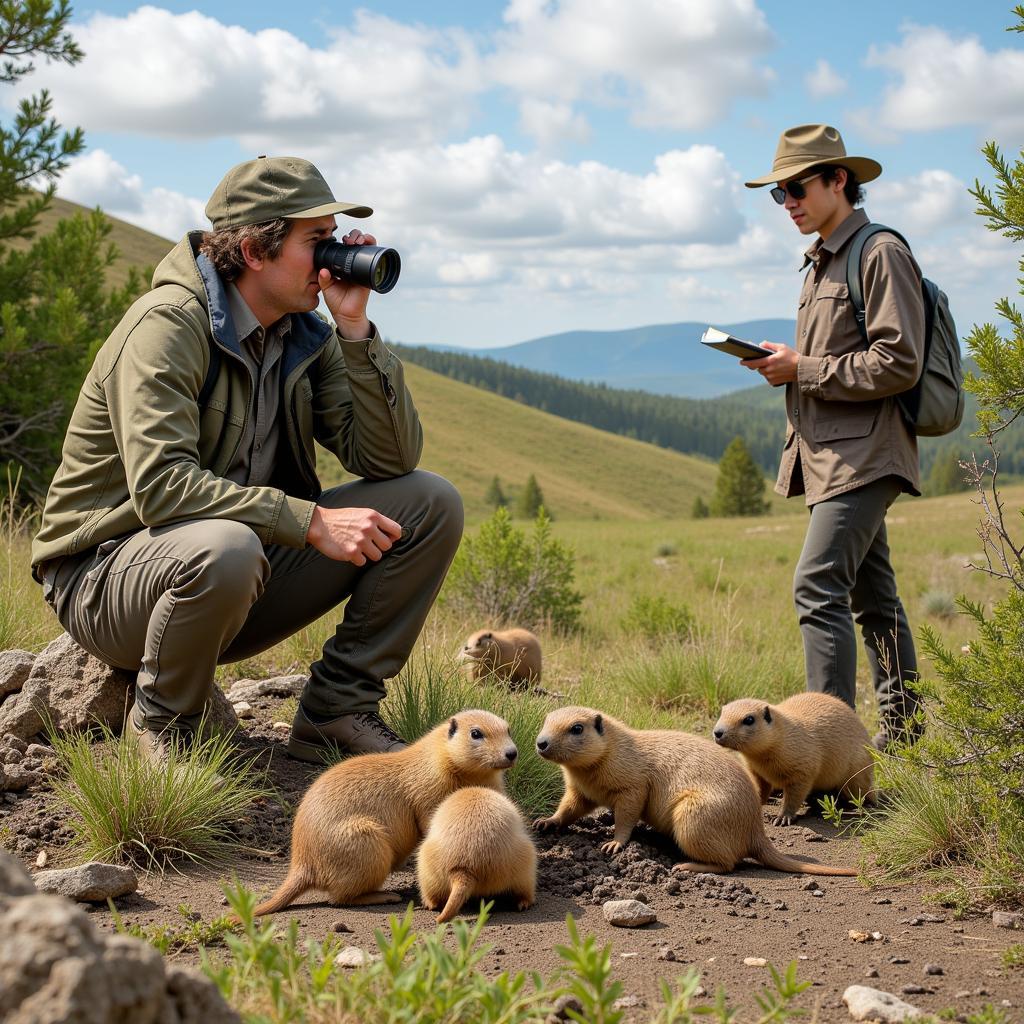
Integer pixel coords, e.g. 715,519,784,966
437,319,797,398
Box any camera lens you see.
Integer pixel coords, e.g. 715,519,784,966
313,240,401,294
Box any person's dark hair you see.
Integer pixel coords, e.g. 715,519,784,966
198,218,292,281
818,164,864,206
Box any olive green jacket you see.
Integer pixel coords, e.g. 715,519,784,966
31,232,423,574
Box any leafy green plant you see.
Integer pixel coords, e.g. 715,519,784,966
622,594,693,643
110,900,237,956
442,506,583,633
1002,943,1024,969
48,721,270,870
554,914,624,1024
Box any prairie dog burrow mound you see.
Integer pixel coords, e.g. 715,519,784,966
417,786,537,923
254,709,518,915
713,692,876,825
534,705,857,877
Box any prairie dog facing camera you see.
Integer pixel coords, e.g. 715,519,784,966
534,706,857,877
253,710,518,916
460,628,542,689
713,693,876,826
417,786,537,923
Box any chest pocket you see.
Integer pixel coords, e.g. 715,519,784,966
799,281,853,357
812,403,879,443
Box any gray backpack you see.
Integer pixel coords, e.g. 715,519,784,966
846,223,964,437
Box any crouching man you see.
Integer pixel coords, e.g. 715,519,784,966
31,156,462,763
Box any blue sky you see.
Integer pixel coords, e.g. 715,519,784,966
13,1,1024,348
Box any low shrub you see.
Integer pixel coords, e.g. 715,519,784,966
622,594,693,643
441,506,583,634
49,722,270,870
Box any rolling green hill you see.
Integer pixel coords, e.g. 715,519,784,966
318,363,788,521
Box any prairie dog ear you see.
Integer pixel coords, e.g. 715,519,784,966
594,714,604,735
763,705,772,724
448,717,458,738
482,631,493,640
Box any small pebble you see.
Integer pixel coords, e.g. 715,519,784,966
658,947,677,962
232,702,254,719
924,963,944,976
331,920,352,933
801,879,819,891
864,968,879,979
271,722,290,731
34,850,48,868
872,896,892,905
812,889,825,898
901,984,931,995
743,957,767,967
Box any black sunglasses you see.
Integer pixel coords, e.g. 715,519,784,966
770,172,822,205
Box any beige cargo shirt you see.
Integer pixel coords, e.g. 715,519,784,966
776,208,925,505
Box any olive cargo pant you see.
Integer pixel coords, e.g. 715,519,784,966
793,475,920,735
43,471,463,730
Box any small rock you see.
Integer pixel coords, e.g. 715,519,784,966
924,963,943,976
773,900,788,911
901,985,931,995
231,702,254,719
602,899,656,928
619,952,638,960
548,994,584,1022
889,957,911,965
331,919,352,933
865,968,880,978
801,879,820,891
33,861,138,902
842,985,923,1021
812,889,825,898
24,743,54,759
0,651,34,699
873,896,892,905
992,910,1024,930
271,722,290,731
34,850,47,869
0,748,21,764
334,946,374,969
1,734,28,752
743,957,768,967
657,947,677,962
954,991,971,999
663,878,681,895
227,674,306,703
613,995,642,1010
849,930,871,943
694,986,707,998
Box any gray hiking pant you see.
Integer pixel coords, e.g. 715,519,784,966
793,475,920,733
43,471,463,730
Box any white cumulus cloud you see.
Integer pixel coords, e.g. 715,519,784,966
805,59,846,98
866,24,1024,137
868,169,973,237
58,149,205,240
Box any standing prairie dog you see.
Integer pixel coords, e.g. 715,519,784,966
713,693,876,826
254,710,519,915
460,628,542,689
534,706,857,877
417,787,537,923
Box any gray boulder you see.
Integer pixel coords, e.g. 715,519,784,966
33,862,138,903
842,984,923,1021
602,898,657,928
226,674,305,704
0,851,239,1023
0,634,238,743
0,850,36,898
0,650,33,700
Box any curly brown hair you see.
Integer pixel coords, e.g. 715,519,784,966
198,218,292,282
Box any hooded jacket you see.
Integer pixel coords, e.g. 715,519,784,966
31,232,422,574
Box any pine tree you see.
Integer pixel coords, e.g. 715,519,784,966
0,1,144,502
710,436,770,517
516,473,545,518
484,474,506,509
691,495,709,519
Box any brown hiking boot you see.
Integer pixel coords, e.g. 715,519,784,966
287,705,407,762
130,718,224,788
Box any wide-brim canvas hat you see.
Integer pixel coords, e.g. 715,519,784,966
745,124,882,188
205,155,372,229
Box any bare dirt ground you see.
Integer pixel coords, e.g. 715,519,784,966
4,693,1023,1024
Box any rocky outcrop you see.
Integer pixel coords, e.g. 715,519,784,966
0,634,238,751
0,851,240,1023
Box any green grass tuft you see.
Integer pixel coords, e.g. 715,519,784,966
49,723,271,871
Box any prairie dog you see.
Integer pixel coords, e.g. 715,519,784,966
417,787,537,923
713,693,876,826
254,710,519,915
534,706,857,877
460,628,542,689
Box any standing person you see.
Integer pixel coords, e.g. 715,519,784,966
31,156,463,763
742,125,924,748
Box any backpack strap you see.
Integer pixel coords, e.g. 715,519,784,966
845,222,911,343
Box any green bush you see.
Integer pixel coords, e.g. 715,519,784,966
49,722,270,870
622,594,693,643
441,506,582,633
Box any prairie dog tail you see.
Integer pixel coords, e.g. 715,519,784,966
436,870,476,923
254,867,313,916
752,834,858,877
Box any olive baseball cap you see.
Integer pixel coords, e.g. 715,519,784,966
745,124,881,188
205,155,372,230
